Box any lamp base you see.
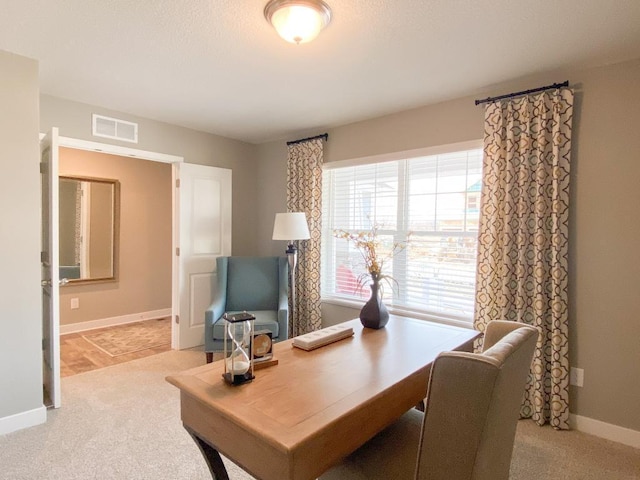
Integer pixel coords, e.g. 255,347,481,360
285,245,298,337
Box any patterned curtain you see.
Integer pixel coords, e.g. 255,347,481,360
286,138,324,336
474,87,574,430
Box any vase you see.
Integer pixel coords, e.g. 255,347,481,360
359,280,389,329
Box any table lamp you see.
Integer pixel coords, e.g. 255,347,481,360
272,212,310,336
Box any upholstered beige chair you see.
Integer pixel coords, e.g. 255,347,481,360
320,320,538,480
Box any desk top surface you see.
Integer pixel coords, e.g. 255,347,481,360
167,316,479,453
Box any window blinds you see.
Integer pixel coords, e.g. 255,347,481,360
321,147,483,323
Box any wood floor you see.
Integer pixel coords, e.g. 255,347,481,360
60,319,172,377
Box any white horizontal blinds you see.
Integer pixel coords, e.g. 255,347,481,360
401,149,482,320
322,147,482,323
321,162,399,300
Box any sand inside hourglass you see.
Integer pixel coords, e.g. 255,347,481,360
226,353,250,375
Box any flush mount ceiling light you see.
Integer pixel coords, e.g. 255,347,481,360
264,0,332,44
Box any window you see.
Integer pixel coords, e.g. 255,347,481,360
321,143,483,324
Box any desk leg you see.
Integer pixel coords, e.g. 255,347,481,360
185,426,230,480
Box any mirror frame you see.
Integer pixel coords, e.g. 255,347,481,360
59,175,120,285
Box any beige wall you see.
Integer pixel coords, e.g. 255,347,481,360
40,95,259,256
0,51,42,421
58,148,172,325
256,141,291,256
255,59,640,432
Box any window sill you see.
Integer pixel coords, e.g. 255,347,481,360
321,296,475,330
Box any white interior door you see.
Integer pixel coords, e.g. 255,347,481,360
41,128,61,408
177,163,231,349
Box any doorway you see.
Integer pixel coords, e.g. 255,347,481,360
42,132,181,408
58,147,173,377
41,132,232,409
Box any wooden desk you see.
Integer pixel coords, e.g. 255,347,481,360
166,316,480,480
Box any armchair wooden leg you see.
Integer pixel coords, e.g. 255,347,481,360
206,352,213,364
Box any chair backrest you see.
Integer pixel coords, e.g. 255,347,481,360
218,256,285,312
415,321,538,480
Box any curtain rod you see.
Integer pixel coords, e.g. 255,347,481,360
474,81,569,106
287,133,329,146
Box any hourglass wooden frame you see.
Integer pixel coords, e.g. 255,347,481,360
222,311,256,385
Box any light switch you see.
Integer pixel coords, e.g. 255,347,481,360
570,367,584,387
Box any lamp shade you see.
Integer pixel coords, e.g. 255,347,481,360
272,212,310,241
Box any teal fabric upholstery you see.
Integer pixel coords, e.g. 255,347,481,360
211,310,280,339
205,256,289,353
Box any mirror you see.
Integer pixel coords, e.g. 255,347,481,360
59,176,119,284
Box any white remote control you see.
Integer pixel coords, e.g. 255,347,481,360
292,324,354,351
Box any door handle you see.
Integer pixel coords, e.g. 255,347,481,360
42,279,69,286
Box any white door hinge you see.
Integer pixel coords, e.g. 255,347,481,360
176,179,180,188
175,315,180,324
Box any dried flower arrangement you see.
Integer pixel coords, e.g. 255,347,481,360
333,224,411,293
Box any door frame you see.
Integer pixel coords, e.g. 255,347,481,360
43,133,185,407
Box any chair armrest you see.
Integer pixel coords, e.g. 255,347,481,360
204,295,225,352
205,295,226,326
277,300,289,341
204,257,229,352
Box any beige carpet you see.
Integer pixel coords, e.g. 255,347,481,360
0,350,638,479
511,420,640,479
82,318,171,356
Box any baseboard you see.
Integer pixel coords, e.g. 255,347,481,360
0,405,47,436
59,308,172,335
571,414,640,449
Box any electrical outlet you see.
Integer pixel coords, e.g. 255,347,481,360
570,367,584,387
70,298,79,310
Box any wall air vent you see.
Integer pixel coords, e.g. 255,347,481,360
92,114,138,143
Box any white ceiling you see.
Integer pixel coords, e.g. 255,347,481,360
1,0,640,144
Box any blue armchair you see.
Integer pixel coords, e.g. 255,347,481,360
204,256,289,362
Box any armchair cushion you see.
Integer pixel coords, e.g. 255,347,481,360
212,310,280,340
323,408,423,480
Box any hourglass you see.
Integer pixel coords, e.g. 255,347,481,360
222,311,255,385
